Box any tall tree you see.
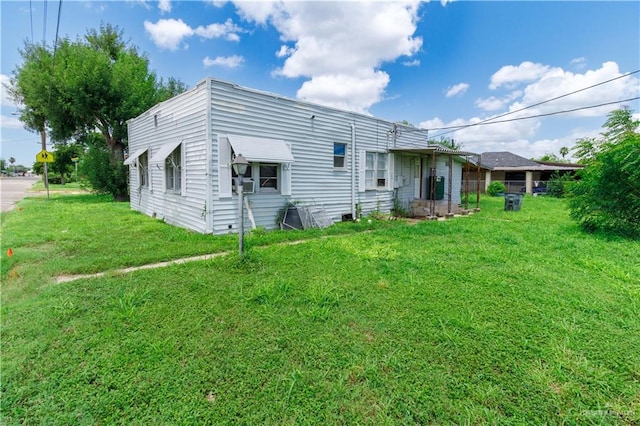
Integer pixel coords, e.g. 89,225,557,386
9,24,186,200
601,106,639,144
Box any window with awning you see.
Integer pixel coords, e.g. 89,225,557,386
218,135,294,198
226,134,294,164
123,148,147,165
150,140,182,164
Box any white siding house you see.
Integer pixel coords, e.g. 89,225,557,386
125,78,474,234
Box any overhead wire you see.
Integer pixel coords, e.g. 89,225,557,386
46,0,63,112
29,0,34,42
420,69,640,139
42,0,47,45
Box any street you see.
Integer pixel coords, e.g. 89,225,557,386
0,176,40,212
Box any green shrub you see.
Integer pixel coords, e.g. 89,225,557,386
568,108,640,238
546,172,575,198
569,132,640,238
487,181,506,196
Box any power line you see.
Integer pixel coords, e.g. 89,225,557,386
42,0,47,44
46,0,62,116
427,69,640,134
54,0,62,50
428,96,640,140
29,0,34,42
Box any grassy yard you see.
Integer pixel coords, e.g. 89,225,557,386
1,194,639,424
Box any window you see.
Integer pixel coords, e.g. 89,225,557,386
138,151,149,188
230,160,279,193
165,145,181,192
365,152,387,189
259,164,279,191
334,143,347,169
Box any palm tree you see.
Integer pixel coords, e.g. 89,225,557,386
9,157,15,174
559,147,569,159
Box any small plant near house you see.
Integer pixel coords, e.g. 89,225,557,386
487,181,506,196
391,194,410,218
546,172,574,198
368,209,388,220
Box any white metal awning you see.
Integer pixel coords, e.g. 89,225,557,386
227,134,294,163
150,140,182,164
123,148,147,165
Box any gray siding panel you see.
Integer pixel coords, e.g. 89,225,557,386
127,83,210,233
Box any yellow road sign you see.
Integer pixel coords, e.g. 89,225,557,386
36,150,55,163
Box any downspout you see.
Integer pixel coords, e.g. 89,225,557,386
205,78,214,233
351,122,356,219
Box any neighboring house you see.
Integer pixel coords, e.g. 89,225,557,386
480,151,583,194
125,78,477,235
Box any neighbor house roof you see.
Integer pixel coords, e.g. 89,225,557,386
481,151,539,168
481,151,584,171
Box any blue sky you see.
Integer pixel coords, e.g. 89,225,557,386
1,0,639,167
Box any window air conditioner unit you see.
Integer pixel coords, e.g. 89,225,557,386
241,179,255,194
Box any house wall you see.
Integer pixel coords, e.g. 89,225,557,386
127,81,211,233
207,79,431,234
127,77,466,234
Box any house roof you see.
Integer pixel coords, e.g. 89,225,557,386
481,151,584,171
481,151,539,168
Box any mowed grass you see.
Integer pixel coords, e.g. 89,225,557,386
1,194,639,424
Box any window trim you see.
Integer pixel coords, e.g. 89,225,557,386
231,160,281,194
165,144,182,194
138,151,149,188
365,151,388,190
333,142,347,170
257,163,280,192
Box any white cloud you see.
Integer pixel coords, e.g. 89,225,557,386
1,74,16,107
275,45,293,58
144,17,243,51
419,61,640,159
158,0,171,13
445,82,469,98
0,114,23,129
234,1,423,112
205,0,227,7
475,96,504,111
475,90,522,111
144,19,194,51
519,61,639,118
489,61,551,90
195,19,243,42
403,59,420,67
203,55,244,68
570,57,586,70
296,71,390,114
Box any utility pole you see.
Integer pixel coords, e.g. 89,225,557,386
40,129,50,199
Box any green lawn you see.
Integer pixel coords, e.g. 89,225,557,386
1,194,639,424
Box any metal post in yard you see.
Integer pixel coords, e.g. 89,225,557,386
232,154,249,256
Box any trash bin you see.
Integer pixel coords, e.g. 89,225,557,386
504,193,523,211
